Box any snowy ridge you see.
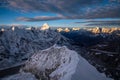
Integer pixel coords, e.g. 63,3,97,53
23,45,112,80
23,45,79,80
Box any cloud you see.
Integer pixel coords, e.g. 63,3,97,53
74,19,120,26
8,0,101,13
17,15,66,21
86,20,120,26
7,0,120,20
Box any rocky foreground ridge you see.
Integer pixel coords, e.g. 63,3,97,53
2,45,112,80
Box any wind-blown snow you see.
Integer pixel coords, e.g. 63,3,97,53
23,45,112,80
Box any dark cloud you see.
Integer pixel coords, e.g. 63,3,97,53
7,0,120,20
86,20,120,26
8,0,102,13
17,15,66,21
0,0,9,7
87,20,120,23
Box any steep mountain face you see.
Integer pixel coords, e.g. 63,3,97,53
22,45,112,80
0,27,70,69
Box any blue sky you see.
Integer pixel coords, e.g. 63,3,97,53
0,0,120,27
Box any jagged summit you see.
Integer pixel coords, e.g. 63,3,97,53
41,23,50,30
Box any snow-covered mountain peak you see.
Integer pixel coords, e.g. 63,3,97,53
41,23,50,30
